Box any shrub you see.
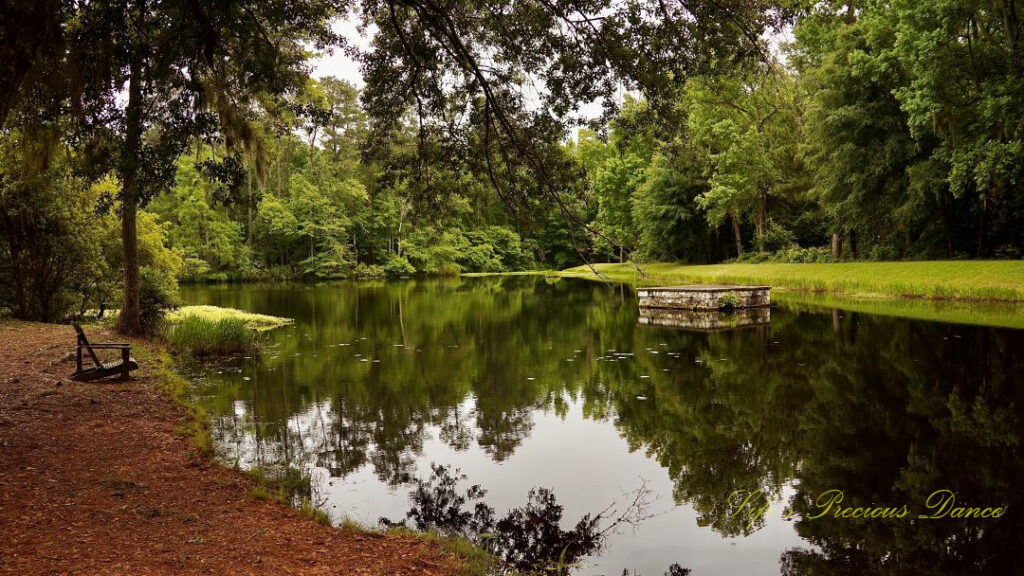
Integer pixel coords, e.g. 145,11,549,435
994,244,1022,259
261,266,294,281
754,220,798,253
139,267,181,335
781,246,834,263
867,244,900,261
737,246,834,264
352,263,386,279
382,255,416,277
457,243,503,273
716,293,740,310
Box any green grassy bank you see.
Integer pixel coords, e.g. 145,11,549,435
558,261,1024,329
775,292,1024,330
561,261,1024,302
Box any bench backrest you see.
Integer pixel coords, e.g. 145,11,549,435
73,323,102,367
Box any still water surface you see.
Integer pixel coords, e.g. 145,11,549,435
180,277,1024,575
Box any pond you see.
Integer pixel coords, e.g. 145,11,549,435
179,276,1024,575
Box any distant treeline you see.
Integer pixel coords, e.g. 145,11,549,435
574,1,1024,266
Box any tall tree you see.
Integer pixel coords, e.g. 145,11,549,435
890,0,1024,257
63,0,336,333
686,72,803,256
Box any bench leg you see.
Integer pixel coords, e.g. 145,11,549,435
122,348,130,380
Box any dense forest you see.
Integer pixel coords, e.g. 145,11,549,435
2,0,1023,328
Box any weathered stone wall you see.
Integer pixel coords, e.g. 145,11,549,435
637,286,770,310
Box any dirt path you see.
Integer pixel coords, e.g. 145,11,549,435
0,321,462,576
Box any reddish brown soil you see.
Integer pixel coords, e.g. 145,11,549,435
0,321,462,576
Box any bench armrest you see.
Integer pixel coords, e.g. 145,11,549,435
78,343,131,349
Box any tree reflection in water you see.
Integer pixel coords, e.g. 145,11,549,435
181,277,1024,575
380,464,682,576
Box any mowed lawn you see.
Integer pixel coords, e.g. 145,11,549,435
561,261,1024,302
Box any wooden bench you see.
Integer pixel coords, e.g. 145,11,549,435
71,323,139,382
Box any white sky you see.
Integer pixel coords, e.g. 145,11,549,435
309,18,371,88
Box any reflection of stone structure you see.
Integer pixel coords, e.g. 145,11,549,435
638,307,770,331
638,285,770,310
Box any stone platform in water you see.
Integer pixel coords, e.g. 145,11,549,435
637,285,771,310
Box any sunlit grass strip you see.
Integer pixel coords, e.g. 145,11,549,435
561,261,1024,302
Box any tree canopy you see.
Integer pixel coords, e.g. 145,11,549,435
3,0,1024,325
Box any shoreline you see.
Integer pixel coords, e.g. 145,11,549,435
558,261,1024,303
0,320,468,575
555,262,1024,330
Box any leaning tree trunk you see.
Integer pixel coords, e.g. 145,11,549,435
756,190,767,242
731,213,744,257
118,59,144,335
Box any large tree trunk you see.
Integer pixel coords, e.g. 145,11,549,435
831,232,843,260
118,58,144,335
731,213,744,257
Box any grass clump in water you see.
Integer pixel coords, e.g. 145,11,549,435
164,314,256,356
163,305,292,356
165,305,293,331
